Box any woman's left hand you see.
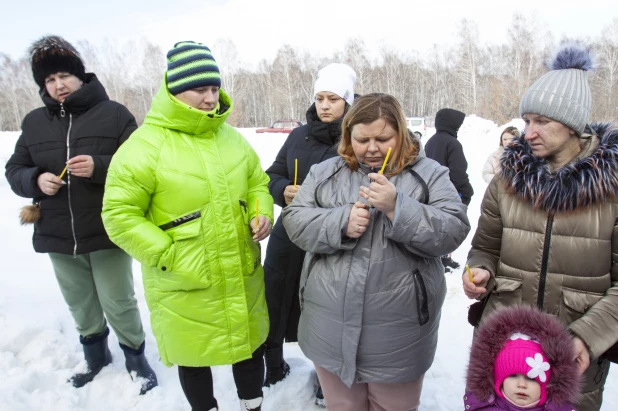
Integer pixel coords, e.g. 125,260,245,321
67,155,95,178
360,173,397,220
251,215,272,242
572,336,591,375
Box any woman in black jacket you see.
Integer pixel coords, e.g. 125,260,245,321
4,35,156,394
263,63,356,398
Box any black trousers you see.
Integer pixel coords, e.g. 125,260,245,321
178,345,265,411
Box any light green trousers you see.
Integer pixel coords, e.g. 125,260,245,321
49,248,145,349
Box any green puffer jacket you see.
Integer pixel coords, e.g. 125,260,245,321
102,84,274,367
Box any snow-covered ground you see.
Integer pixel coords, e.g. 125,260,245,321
1,118,616,411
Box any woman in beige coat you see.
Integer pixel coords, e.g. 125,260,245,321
463,43,618,411
481,126,520,183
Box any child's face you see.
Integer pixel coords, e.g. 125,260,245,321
502,374,541,406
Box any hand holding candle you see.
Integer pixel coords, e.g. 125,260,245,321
250,198,272,242
462,266,491,300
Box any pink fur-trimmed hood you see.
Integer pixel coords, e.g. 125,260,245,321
466,306,580,406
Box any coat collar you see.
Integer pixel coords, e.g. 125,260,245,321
144,80,232,136
41,73,109,116
499,123,618,213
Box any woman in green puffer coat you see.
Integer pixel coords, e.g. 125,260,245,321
102,41,273,411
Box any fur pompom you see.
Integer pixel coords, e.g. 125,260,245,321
19,204,40,225
548,42,597,71
29,35,81,63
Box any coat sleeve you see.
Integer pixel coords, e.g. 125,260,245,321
266,134,293,208
482,152,496,184
5,131,45,199
102,132,172,268
447,139,474,205
243,135,275,224
466,178,503,298
282,164,357,254
569,217,618,359
90,105,137,184
382,164,471,258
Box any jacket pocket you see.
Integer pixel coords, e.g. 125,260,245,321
486,277,523,313
300,253,321,311
413,269,429,326
157,211,210,291
558,287,604,325
239,200,261,276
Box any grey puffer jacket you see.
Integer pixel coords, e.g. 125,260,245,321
282,152,470,387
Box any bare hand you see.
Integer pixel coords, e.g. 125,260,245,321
250,215,272,242
360,173,397,220
67,155,94,178
346,201,371,239
37,172,65,195
283,185,299,205
572,336,591,375
462,267,491,299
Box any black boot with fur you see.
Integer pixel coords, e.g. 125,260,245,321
70,328,112,388
263,345,290,387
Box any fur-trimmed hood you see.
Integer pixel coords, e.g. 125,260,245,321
499,122,618,214
466,306,580,406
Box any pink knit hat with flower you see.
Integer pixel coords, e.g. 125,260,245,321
494,333,552,405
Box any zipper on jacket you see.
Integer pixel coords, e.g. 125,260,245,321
60,103,65,118
537,213,555,310
239,200,247,213
65,113,78,256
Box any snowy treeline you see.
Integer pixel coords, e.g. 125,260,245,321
1,14,617,131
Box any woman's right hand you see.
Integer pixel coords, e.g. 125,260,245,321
284,185,300,205
37,172,64,195
346,201,370,238
462,267,491,299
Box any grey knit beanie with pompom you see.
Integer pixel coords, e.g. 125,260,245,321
520,42,596,136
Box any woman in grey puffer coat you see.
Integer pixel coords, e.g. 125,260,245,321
282,93,471,410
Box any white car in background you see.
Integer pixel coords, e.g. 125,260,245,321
406,117,427,139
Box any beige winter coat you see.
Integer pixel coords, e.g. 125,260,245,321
468,125,618,361
481,147,503,184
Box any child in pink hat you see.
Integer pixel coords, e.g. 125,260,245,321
465,306,580,410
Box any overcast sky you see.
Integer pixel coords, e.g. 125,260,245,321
3,0,617,68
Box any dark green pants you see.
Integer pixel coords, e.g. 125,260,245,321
49,248,145,349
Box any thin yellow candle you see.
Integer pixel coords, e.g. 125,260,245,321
378,147,392,175
58,165,68,180
294,158,298,186
466,264,474,283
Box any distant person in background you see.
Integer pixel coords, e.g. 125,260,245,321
4,35,156,394
425,108,473,271
263,62,356,407
102,41,274,411
482,126,520,184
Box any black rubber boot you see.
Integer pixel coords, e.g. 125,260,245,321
441,255,460,270
70,327,112,388
263,345,290,387
120,341,158,395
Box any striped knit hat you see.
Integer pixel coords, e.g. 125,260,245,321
166,41,221,95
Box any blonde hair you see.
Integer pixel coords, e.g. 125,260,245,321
338,93,418,177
